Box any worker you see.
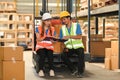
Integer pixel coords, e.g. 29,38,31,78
71,17,77,23
35,13,55,77
59,11,85,78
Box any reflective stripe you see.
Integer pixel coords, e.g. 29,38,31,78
66,43,84,49
39,41,52,44
36,45,44,48
36,44,54,51
36,26,55,51
64,39,84,49
62,23,77,36
36,45,53,49
36,41,54,51
72,23,77,35
62,25,67,36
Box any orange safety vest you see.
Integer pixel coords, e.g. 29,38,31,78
36,26,55,51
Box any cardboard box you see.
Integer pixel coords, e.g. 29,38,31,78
0,61,25,80
0,61,2,80
111,56,119,70
90,34,103,41
0,46,23,61
53,42,65,54
105,48,111,58
104,58,111,70
111,41,118,56
90,41,111,57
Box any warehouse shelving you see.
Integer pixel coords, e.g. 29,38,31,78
16,14,33,49
0,13,33,47
0,2,33,49
72,3,118,18
71,0,119,69
91,4,118,16
16,14,33,22
0,2,16,12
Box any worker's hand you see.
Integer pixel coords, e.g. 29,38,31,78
63,36,70,40
63,48,69,52
36,37,45,42
50,39,56,43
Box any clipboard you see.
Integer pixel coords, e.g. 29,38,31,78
43,37,57,41
57,39,67,42
43,37,67,42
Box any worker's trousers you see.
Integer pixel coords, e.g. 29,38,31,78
61,48,85,74
36,48,54,73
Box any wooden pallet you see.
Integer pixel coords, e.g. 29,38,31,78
0,10,16,13
80,6,88,11
105,0,118,6
0,2,16,12
92,2,105,10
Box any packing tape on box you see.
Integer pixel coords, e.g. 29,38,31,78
11,57,16,63
12,47,16,51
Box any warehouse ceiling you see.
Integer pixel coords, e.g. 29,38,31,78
2,0,62,16
16,0,34,14
1,0,77,17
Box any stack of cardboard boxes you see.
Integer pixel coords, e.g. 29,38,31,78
105,40,119,70
99,23,118,39
0,46,24,80
90,34,111,57
0,1,33,48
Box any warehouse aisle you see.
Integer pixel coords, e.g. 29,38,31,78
24,51,120,80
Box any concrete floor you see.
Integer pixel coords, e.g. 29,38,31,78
24,51,120,80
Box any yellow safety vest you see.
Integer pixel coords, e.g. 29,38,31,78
61,23,84,49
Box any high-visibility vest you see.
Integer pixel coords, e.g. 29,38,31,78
61,23,84,49
36,26,55,51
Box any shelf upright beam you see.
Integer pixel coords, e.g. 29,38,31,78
61,0,63,11
35,0,39,17
33,0,36,51
119,0,120,69
57,0,60,13
95,17,98,34
42,0,46,13
46,0,48,12
103,18,105,38
75,0,77,19
67,0,72,14
77,0,80,11
88,0,91,54
63,0,66,11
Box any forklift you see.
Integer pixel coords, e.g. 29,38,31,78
32,0,79,71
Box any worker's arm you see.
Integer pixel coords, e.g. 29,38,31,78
63,34,82,40
35,26,44,42
36,33,45,42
